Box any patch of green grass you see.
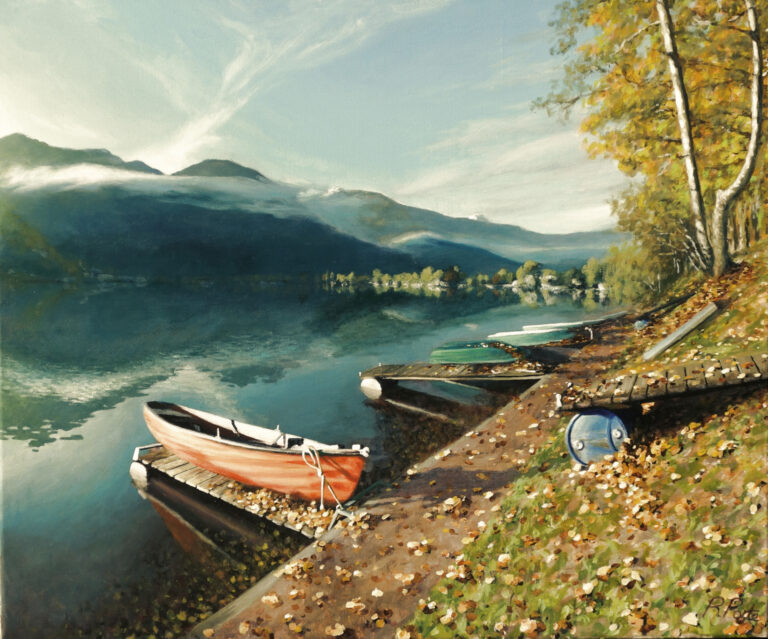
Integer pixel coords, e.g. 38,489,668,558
404,390,767,638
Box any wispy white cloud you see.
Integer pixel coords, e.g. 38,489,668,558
0,0,454,174
0,164,156,191
135,0,455,173
393,109,628,233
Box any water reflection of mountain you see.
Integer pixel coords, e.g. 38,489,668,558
0,282,313,444
0,281,538,446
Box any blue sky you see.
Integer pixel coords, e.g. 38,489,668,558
0,0,627,232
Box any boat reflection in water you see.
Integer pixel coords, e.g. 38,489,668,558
132,472,306,570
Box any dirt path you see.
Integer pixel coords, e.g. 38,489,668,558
190,324,629,639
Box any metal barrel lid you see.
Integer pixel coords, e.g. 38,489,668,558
565,408,630,466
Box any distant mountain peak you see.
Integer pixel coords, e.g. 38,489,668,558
0,133,162,175
173,159,270,182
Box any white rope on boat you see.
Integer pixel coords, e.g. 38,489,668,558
301,446,353,526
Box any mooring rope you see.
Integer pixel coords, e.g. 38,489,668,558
301,446,346,513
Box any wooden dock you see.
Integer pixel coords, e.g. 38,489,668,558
359,361,545,401
559,351,768,411
130,444,343,539
360,361,545,384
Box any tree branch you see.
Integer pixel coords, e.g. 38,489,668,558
617,21,661,52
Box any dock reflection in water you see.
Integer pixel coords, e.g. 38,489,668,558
134,473,306,571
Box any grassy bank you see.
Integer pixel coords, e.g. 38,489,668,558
400,243,768,638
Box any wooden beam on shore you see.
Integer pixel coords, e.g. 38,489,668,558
641,302,719,360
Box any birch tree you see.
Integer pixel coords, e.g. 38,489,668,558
539,0,766,277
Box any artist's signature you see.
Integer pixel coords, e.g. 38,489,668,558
703,596,760,623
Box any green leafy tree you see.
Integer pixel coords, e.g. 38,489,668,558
562,267,585,287
515,260,542,290
581,256,603,287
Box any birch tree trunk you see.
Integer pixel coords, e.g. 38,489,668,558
655,0,712,271
711,0,763,276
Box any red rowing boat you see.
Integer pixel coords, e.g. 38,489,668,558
142,401,369,503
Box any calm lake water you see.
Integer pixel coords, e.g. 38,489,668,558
1,281,616,637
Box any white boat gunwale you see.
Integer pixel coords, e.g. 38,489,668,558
145,402,368,458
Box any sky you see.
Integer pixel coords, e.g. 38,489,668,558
0,0,628,233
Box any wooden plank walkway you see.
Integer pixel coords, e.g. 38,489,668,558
360,361,545,383
131,445,336,539
559,351,768,411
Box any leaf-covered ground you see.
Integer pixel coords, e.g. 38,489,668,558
402,244,768,639
193,244,766,639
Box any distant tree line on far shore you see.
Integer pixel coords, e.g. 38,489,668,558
321,258,621,299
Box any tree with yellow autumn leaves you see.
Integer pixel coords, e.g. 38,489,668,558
538,0,764,278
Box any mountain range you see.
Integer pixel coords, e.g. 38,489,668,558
0,134,623,281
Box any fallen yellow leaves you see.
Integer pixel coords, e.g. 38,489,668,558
682,612,699,626
441,496,463,514
345,597,366,614
406,539,432,555
260,592,281,608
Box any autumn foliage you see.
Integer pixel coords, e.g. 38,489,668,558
538,0,766,279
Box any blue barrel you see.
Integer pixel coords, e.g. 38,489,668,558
565,409,630,466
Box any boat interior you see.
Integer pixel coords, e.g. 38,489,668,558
147,401,306,449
